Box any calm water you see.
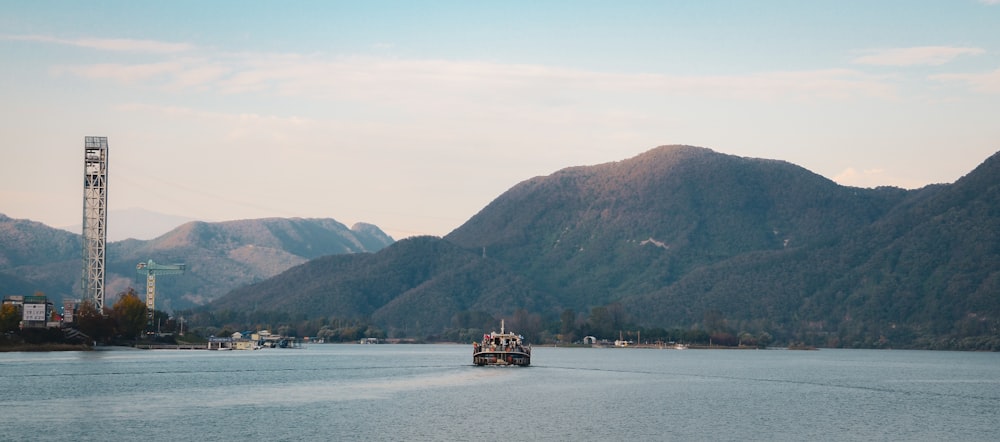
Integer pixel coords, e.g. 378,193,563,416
1,345,998,441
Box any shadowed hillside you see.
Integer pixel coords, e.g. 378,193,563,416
207,236,554,336
622,151,1000,349
446,146,908,310
206,145,1000,348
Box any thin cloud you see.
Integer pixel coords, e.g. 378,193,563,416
115,103,315,126
852,46,985,66
55,61,185,84
931,68,1000,94
62,53,896,105
11,32,896,104
3,34,194,53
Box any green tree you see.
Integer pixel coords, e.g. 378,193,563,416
703,309,731,334
756,331,773,348
559,308,578,342
363,325,385,339
588,306,613,339
509,308,543,343
112,288,148,340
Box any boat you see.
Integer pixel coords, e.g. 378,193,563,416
473,320,531,366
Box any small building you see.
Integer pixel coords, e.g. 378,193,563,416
207,336,233,350
233,340,257,350
4,294,57,329
62,299,80,324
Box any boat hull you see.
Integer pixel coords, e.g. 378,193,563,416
473,350,530,366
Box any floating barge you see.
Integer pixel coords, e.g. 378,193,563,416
473,320,530,366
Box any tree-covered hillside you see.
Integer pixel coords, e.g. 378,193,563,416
446,146,908,311
201,146,999,349
206,236,553,338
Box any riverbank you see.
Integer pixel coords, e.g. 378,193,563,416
0,343,91,352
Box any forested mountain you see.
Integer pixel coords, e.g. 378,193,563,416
206,146,999,349
446,146,908,310
625,150,1000,349
0,215,82,298
209,236,552,337
0,216,394,310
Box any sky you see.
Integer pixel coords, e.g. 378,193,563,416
2,1,999,240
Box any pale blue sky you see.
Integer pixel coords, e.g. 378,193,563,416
2,1,999,239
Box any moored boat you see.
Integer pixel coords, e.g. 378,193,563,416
473,320,531,366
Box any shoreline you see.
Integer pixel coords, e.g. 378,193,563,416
0,343,92,352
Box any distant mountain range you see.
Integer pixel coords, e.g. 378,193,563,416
0,216,394,310
206,145,1000,349
61,207,198,241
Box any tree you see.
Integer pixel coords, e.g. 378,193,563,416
111,288,148,340
588,306,613,339
508,308,543,343
0,303,20,333
76,299,112,343
703,309,731,334
150,309,172,333
756,331,773,348
559,308,578,342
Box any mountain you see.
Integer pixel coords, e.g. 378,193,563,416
209,236,552,336
446,145,908,310
207,146,999,349
0,214,82,298
0,216,394,310
62,207,198,241
624,150,1000,349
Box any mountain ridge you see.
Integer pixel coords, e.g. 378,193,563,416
0,216,394,310
205,145,999,348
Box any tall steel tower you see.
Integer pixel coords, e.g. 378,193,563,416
82,136,108,310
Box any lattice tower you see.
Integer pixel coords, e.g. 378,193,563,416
82,136,108,310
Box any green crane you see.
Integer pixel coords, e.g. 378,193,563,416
136,259,186,324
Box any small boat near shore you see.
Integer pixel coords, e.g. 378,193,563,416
473,320,530,366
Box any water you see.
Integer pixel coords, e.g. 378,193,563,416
1,345,998,441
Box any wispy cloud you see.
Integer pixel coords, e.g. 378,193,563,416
115,103,315,126
852,46,985,66
979,0,1000,5
12,32,896,105
931,68,1000,94
114,103,317,147
58,53,896,106
56,61,186,84
3,34,194,53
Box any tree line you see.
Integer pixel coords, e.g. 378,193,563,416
1,288,176,347
180,303,775,349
